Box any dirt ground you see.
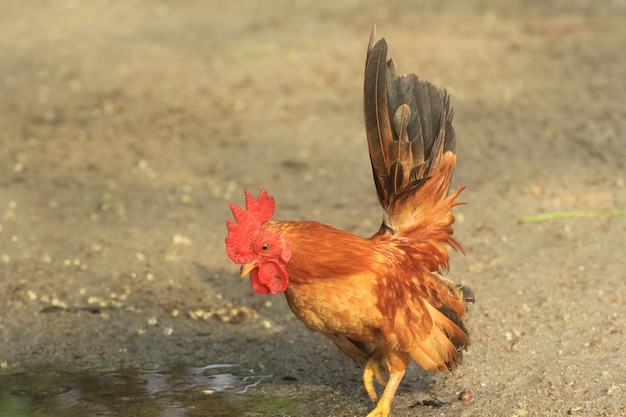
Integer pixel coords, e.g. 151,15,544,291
1,0,625,416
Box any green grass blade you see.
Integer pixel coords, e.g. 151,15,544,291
521,210,626,223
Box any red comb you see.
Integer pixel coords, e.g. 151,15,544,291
225,189,275,263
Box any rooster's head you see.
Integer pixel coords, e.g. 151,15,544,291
225,189,292,294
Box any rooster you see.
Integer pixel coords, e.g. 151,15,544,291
225,28,474,417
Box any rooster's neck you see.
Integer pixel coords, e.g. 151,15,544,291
265,220,385,284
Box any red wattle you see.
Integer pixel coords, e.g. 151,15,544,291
257,261,289,295
249,268,270,294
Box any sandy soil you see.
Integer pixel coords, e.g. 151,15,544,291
1,1,624,416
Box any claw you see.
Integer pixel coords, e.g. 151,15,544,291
365,352,408,417
363,353,387,402
365,368,405,417
365,401,391,417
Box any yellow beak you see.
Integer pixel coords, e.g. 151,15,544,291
239,262,258,278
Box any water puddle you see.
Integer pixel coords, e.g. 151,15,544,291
0,364,293,417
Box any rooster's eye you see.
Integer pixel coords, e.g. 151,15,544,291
261,243,271,252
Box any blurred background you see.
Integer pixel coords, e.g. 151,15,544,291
0,1,624,416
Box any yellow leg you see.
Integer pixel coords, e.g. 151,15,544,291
363,351,387,401
366,352,408,417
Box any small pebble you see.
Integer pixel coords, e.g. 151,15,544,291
459,388,473,402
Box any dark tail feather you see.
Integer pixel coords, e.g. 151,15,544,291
364,26,456,231
458,285,475,304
